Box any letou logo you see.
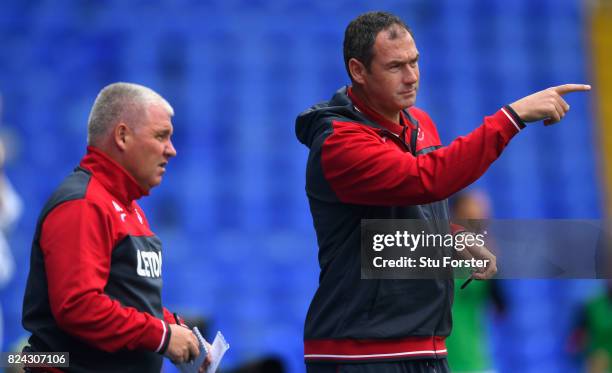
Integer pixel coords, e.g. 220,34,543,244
137,249,162,278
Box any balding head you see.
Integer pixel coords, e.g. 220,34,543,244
87,82,174,146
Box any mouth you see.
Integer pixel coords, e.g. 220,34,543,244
158,162,168,172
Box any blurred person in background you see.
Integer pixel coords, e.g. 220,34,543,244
296,10,591,373
0,93,24,352
21,82,209,372
446,191,506,373
571,280,612,373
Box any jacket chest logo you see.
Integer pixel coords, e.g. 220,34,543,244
111,200,144,225
112,200,127,222
135,209,143,224
417,127,425,141
136,249,162,278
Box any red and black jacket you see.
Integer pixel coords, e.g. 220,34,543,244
22,147,184,373
295,86,524,363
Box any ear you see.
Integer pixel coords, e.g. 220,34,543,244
348,58,368,85
113,123,130,151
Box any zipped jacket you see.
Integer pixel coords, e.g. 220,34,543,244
22,147,183,373
296,86,524,362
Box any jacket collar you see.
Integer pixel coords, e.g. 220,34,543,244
347,86,414,138
80,146,147,205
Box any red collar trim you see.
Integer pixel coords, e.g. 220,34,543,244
80,146,147,204
347,86,413,138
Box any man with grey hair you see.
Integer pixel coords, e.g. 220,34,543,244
22,82,209,372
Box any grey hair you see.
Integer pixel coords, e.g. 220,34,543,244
87,82,174,145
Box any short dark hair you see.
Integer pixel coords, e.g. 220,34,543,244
343,11,412,81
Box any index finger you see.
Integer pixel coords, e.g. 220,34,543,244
553,84,591,95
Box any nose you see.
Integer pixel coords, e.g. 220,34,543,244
403,65,418,85
165,139,177,158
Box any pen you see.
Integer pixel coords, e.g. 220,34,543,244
460,273,474,290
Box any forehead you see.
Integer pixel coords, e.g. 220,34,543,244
144,104,173,130
372,27,417,62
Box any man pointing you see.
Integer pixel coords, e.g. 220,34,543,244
296,11,590,373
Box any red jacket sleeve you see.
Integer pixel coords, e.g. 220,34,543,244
321,109,521,206
40,199,169,353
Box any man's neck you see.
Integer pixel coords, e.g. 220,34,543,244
351,86,400,124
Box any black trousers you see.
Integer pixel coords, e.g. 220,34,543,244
306,359,450,373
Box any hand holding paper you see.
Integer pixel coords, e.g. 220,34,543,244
175,327,229,373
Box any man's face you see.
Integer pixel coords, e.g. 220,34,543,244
123,104,177,192
360,27,420,113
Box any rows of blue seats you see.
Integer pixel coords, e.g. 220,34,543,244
0,0,601,372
